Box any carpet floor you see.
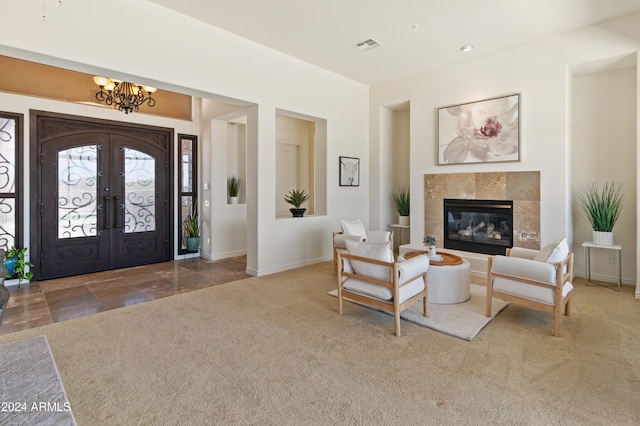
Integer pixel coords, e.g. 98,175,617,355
0,262,638,425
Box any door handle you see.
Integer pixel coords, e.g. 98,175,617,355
103,196,111,229
114,195,121,228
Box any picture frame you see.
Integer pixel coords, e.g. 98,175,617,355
438,94,520,165
339,156,359,187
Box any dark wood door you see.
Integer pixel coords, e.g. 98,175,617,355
33,113,172,280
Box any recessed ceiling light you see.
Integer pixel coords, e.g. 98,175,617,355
412,24,420,29
460,45,473,52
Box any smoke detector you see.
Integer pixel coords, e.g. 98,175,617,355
353,38,383,52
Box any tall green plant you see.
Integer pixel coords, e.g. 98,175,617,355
393,187,410,216
183,200,202,237
228,176,240,197
577,182,624,232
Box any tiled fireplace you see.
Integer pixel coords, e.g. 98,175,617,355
425,171,540,252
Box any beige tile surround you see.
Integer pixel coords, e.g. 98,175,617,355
424,171,540,250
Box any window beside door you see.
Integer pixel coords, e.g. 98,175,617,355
0,112,23,250
178,134,198,254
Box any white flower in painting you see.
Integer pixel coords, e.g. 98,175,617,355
443,97,518,163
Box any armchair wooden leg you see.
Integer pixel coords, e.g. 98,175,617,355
423,296,427,318
485,258,494,318
564,299,571,317
553,306,562,337
394,311,401,337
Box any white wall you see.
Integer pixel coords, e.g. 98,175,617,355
370,13,640,290
570,67,637,284
0,0,369,276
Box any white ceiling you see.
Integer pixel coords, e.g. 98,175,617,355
149,0,640,85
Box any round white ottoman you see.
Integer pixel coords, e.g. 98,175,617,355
427,259,471,304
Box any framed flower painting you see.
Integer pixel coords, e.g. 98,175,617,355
438,94,519,165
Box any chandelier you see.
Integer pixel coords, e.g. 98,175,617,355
93,76,157,114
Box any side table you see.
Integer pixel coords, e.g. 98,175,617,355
582,241,621,291
389,224,410,249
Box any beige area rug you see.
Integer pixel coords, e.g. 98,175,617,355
0,264,638,425
329,284,509,340
0,335,76,425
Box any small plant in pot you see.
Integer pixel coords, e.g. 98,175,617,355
284,189,310,217
2,246,34,287
393,187,410,225
423,235,437,256
228,176,240,204
183,200,203,252
577,181,624,246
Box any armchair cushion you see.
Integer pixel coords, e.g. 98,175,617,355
492,255,557,285
491,252,574,305
340,219,367,239
534,238,569,264
342,255,428,303
333,233,365,249
345,239,393,282
366,230,392,244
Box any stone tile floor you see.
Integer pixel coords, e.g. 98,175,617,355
0,256,249,336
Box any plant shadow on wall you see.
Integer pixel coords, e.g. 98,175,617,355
284,189,310,217
438,94,519,165
576,181,624,246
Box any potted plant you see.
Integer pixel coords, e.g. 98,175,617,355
228,176,240,204
183,200,202,252
284,189,310,217
577,181,624,246
393,187,410,225
2,246,34,287
423,235,437,255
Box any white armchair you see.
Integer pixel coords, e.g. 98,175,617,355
486,239,574,337
337,239,428,336
333,219,393,276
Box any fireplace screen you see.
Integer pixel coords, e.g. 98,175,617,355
444,199,513,255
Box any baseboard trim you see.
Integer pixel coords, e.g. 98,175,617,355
248,256,332,277
200,250,247,262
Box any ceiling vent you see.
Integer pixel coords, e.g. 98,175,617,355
353,38,383,52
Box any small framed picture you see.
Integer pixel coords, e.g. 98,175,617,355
339,156,359,187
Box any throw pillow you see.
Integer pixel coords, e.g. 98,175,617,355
340,219,367,239
345,239,393,282
534,238,569,264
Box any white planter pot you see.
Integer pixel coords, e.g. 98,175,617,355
398,215,410,226
593,231,613,246
230,196,238,205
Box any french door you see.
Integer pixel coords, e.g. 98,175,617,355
32,112,173,280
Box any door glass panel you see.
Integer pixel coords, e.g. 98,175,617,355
58,145,98,239
124,148,156,233
0,198,15,248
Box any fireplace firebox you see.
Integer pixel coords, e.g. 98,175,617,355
444,199,513,255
